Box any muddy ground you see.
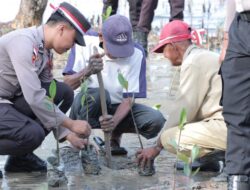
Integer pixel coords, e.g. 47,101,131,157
0,54,227,189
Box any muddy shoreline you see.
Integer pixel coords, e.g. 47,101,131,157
0,56,227,189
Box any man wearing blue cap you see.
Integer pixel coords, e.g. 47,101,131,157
102,0,185,55
63,14,166,155
0,2,99,175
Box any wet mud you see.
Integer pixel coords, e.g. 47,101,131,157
81,145,101,175
0,56,227,189
138,160,155,176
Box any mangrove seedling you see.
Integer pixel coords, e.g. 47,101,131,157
102,5,112,22
48,79,60,165
169,108,200,189
118,72,143,149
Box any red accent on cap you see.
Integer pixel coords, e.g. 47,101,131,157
59,6,87,33
49,3,56,9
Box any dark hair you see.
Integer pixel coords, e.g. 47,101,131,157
46,11,73,29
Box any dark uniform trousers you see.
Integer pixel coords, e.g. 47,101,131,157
103,0,184,33
220,13,250,175
0,81,74,156
70,88,166,139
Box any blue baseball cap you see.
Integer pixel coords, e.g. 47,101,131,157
102,15,134,58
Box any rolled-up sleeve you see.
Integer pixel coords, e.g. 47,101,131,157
6,35,67,130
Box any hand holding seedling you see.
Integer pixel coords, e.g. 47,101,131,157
99,114,115,132
66,132,89,149
67,119,91,138
86,53,104,76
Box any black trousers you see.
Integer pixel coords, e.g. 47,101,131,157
103,0,184,33
0,81,73,156
220,14,250,175
70,88,166,139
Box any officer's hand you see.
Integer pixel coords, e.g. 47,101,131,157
99,115,115,132
86,53,104,76
136,147,161,169
66,132,89,149
70,120,91,138
219,46,227,64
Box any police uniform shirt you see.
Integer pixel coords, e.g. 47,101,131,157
0,26,68,136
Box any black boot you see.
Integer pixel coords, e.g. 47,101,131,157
4,153,47,172
211,171,228,182
110,134,127,156
0,170,2,178
133,30,148,56
176,150,225,172
228,175,250,190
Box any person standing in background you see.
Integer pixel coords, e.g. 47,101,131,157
219,0,250,189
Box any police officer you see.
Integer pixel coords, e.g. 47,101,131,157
220,0,250,189
0,2,103,174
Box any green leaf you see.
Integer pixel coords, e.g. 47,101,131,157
49,80,57,100
89,95,96,103
191,145,200,162
192,167,200,177
168,139,178,150
80,81,88,107
81,95,86,107
177,152,189,163
183,164,191,177
178,108,187,131
80,81,88,94
102,6,112,22
102,14,107,22
152,104,161,110
118,72,128,91
106,6,112,18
